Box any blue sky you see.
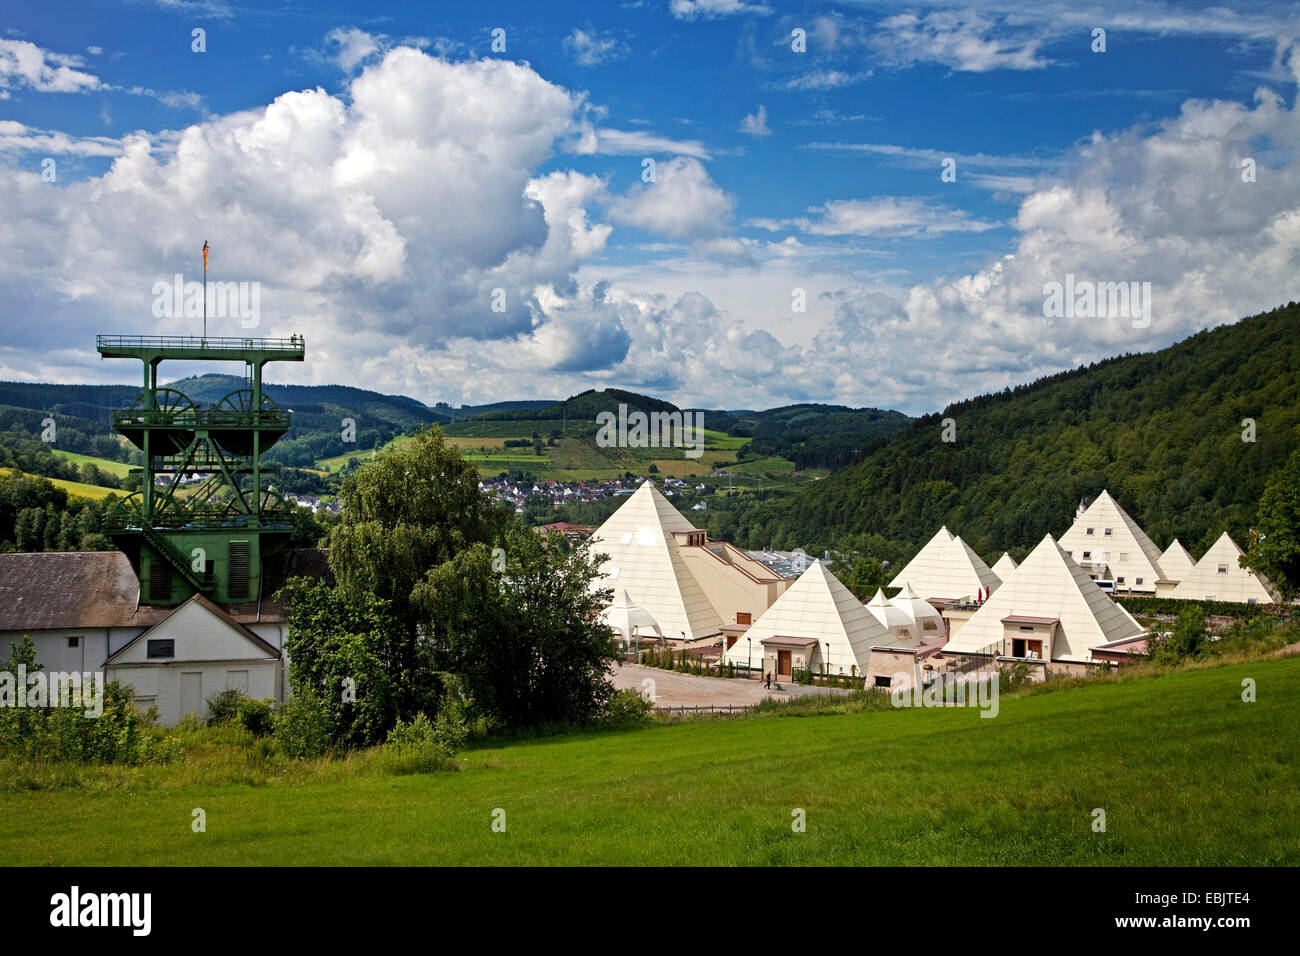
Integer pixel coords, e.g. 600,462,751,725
1,1,1298,413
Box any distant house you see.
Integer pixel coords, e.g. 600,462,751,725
535,521,595,541
0,548,331,725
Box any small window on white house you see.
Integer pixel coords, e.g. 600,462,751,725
146,639,175,659
1217,564,1228,574
1135,578,1144,586
1083,551,1092,559
1117,577,1125,584
1086,528,1094,535
1119,553,1128,562
1104,528,1113,536
1247,598,1258,605
67,636,80,648
923,620,937,631
874,675,892,688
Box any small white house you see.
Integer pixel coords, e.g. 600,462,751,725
105,594,282,724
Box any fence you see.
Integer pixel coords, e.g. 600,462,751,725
936,642,1002,678
651,704,755,717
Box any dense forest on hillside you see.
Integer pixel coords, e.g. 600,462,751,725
709,303,1300,564
723,404,911,470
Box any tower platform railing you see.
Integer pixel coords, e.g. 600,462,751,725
96,333,304,354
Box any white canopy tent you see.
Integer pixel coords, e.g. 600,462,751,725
600,588,664,646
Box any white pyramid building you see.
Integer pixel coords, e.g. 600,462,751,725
588,482,791,641
588,482,723,640
943,534,1145,662
721,561,898,678
1170,532,1277,604
992,552,1018,580
1056,490,1165,593
889,526,1001,601
1157,540,1196,582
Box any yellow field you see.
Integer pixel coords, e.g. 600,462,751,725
0,467,121,501
51,450,134,479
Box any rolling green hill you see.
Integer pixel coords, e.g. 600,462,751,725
434,390,911,484
722,302,1300,561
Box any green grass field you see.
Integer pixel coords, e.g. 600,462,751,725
2,657,1295,865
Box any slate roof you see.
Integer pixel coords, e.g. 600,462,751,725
0,548,332,631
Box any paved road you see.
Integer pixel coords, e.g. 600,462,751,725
611,662,851,708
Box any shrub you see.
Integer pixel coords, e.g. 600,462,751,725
997,660,1034,693
603,688,653,726
237,698,275,737
274,688,331,759
380,713,454,775
1150,607,1208,663
432,684,471,752
205,689,245,726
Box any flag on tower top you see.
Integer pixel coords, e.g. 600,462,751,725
202,240,209,271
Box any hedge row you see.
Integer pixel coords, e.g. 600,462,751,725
1114,595,1283,619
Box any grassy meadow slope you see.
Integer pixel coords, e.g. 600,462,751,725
2,657,1295,866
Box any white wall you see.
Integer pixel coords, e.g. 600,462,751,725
110,660,279,725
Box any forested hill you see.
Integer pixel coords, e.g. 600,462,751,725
726,302,1300,562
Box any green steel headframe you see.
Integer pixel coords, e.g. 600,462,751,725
96,334,305,606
